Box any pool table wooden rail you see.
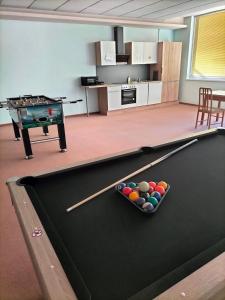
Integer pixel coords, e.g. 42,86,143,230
6,127,225,300
27,127,220,178
7,178,78,300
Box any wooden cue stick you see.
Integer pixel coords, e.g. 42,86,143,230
66,139,198,213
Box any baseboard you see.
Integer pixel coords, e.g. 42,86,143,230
105,101,179,116
179,102,198,106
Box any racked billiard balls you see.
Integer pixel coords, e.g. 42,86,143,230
158,181,168,190
138,181,150,192
139,192,150,199
142,202,154,212
136,197,145,206
149,181,157,189
115,183,126,191
127,182,137,188
155,185,165,195
122,187,133,196
149,186,154,194
147,196,158,207
129,191,139,201
151,191,161,201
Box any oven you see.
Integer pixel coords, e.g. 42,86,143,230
121,85,136,105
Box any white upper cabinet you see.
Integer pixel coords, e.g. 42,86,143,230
125,42,157,65
130,42,143,64
95,41,116,66
143,42,157,64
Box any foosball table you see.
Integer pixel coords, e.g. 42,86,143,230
0,95,82,159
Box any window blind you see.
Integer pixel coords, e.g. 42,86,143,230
192,11,225,78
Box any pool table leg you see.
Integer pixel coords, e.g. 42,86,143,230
57,123,67,152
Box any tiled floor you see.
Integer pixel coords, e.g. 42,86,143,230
0,104,210,300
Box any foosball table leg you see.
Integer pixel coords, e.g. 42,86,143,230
42,126,49,136
57,123,67,152
21,128,33,159
12,119,21,141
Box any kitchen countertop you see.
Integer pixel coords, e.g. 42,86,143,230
84,81,161,89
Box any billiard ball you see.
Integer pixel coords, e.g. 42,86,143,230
151,191,161,201
127,182,137,188
155,185,165,195
122,187,133,196
149,181,157,189
142,202,154,212
158,181,168,190
134,187,140,192
138,181,150,192
149,186,154,193
139,192,150,199
147,196,158,207
129,191,139,201
115,183,126,191
136,197,145,206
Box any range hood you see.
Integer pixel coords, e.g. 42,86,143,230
114,27,129,64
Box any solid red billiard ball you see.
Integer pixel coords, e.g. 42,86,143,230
149,181,157,189
149,186,154,193
122,187,133,196
155,185,165,195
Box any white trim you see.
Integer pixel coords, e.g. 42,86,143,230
0,7,187,29
186,16,195,79
186,77,225,82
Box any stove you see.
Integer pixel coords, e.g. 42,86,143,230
121,84,137,105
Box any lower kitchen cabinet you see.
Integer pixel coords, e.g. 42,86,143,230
98,86,121,114
148,81,162,104
136,83,148,106
107,86,121,110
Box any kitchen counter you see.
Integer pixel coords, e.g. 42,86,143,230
84,81,161,89
82,81,162,116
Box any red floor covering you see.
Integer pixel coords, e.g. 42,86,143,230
0,104,210,300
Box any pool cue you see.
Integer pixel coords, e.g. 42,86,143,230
66,138,198,213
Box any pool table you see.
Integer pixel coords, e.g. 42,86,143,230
7,128,225,300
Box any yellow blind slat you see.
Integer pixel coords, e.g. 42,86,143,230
192,11,225,77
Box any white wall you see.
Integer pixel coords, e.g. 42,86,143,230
0,19,173,125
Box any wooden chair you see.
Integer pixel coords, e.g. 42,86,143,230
195,87,224,129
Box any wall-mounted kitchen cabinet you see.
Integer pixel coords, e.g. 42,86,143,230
125,42,157,65
95,41,116,66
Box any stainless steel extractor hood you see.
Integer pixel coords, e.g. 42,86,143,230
114,27,129,64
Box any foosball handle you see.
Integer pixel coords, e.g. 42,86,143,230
70,99,83,103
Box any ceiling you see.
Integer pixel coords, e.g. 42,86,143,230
0,0,225,25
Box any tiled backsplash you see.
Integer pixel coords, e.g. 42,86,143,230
96,64,148,84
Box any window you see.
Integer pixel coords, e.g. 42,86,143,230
188,10,225,81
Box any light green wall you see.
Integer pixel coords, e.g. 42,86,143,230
174,17,225,106
0,19,173,124
124,27,173,42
